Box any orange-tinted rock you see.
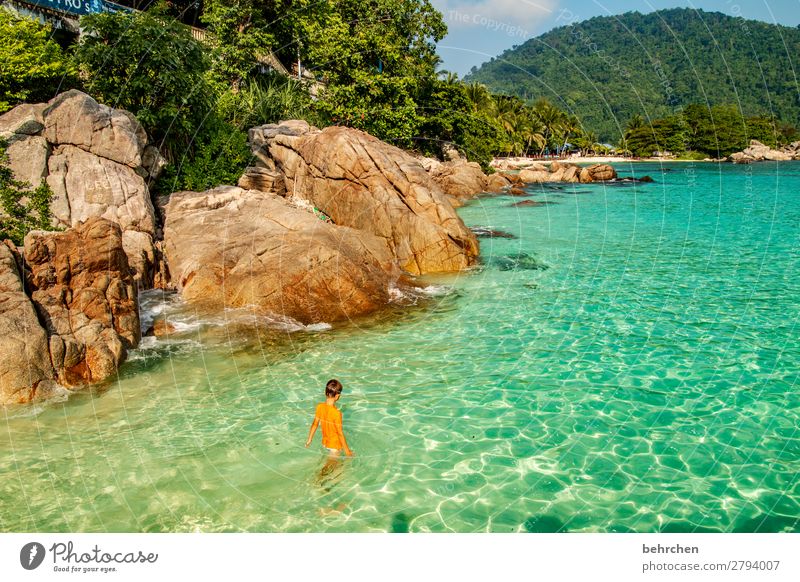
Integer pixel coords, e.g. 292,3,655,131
0,242,58,404
24,217,140,387
163,187,401,325
250,122,479,275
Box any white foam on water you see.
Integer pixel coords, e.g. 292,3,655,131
417,284,451,297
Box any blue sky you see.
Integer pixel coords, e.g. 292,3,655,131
431,0,800,75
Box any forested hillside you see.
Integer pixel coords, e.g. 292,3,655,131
467,8,800,141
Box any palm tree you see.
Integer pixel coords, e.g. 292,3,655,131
438,70,460,85
560,114,581,155
532,98,566,155
519,111,546,156
465,82,493,114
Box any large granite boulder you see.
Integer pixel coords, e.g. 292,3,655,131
486,173,512,192
46,145,156,234
249,122,479,275
580,164,617,183
549,162,581,183
24,218,140,387
163,187,401,324
518,168,552,183
731,140,793,163
0,242,58,404
782,141,800,159
730,140,795,163
238,166,286,195
0,92,163,287
429,160,488,205
43,90,147,168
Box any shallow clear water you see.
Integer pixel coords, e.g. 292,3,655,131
2,162,799,532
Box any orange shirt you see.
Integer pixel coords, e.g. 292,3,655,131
316,403,344,449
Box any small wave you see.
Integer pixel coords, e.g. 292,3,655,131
388,283,453,304
417,285,452,297
3,384,73,418
258,313,332,332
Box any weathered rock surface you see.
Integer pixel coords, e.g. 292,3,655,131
249,122,479,275
163,187,401,324
514,162,618,184
43,90,147,168
6,135,49,187
486,173,512,192
429,160,488,205
238,166,286,195
0,103,45,138
0,92,161,285
518,169,552,183
580,164,617,182
24,217,140,387
0,242,58,404
47,145,156,234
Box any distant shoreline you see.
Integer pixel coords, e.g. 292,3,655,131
492,156,721,167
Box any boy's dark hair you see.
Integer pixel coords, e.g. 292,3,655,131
325,379,343,398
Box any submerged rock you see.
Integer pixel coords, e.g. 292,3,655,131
511,200,555,208
144,319,177,338
23,217,140,387
249,122,479,275
490,252,550,272
470,227,517,239
163,186,401,325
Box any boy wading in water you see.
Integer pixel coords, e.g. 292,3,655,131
305,379,354,457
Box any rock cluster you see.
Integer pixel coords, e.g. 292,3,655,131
0,90,165,287
729,140,798,163
0,218,139,404
514,161,617,184
2,104,487,405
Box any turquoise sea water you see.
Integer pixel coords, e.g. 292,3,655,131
1,162,799,532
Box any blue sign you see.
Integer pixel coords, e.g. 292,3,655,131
25,0,106,17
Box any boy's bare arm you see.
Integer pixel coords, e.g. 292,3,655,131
336,421,354,456
305,417,320,447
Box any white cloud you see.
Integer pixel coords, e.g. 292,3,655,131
432,0,559,38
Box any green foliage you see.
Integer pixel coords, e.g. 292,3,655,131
217,74,318,131
467,8,800,142
201,0,273,87
415,79,505,170
74,8,212,159
316,76,420,148
154,119,252,194
0,141,53,245
302,0,447,148
0,9,76,112
623,104,795,157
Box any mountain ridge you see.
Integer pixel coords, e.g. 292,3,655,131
465,8,800,141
